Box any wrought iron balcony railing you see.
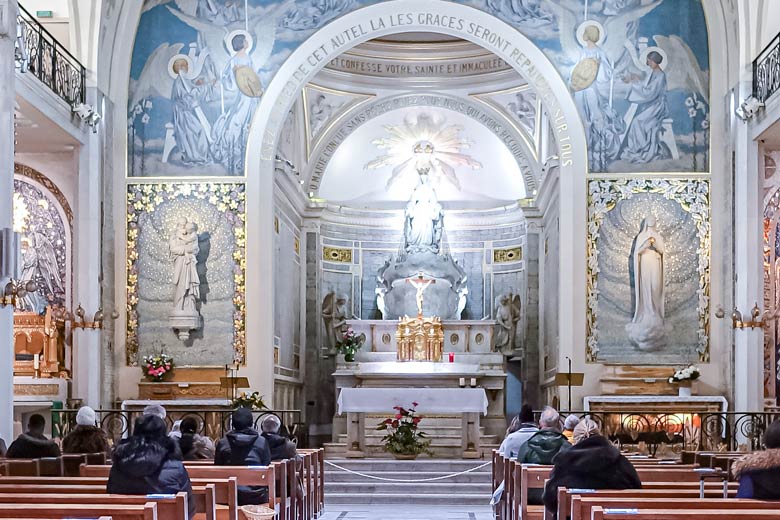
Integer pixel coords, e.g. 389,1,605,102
16,3,85,106
754,31,780,104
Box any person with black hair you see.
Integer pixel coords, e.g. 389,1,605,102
215,407,271,505
498,403,538,458
6,413,60,458
107,414,195,519
179,416,215,460
734,420,780,499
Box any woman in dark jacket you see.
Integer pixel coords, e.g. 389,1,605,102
62,406,110,455
179,417,215,460
107,414,195,519
734,419,780,498
215,407,271,505
542,419,641,519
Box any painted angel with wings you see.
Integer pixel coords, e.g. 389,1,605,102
494,292,521,353
17,232,62,314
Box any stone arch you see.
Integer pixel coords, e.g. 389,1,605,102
242,0,587,397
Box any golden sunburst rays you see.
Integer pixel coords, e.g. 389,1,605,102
364,113,482,191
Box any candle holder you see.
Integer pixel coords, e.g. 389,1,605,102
1,279,38,307
715,302,774,330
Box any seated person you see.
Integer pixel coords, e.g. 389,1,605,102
517,406,571,505
107,414,195,519
179,416,215,460
62,406,110,455
734,419,780,498
7,413,61,458
215,408,271,505
498,403,538,458
260,414,297,461
542,419,641,519
561,414,580,444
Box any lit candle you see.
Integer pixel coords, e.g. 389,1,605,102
33,354,39,371
448,352,454,363
459,377,465,387
470,378,477,387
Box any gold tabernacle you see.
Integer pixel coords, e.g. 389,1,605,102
396,315,444,362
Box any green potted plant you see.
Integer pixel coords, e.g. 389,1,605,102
336,327,364,362
376,402,433,459
232,391,267,410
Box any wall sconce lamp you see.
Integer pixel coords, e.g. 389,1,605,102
52,304,119,330
715,303,773,329
1,279,37,307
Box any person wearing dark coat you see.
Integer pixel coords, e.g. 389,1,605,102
260,414,298,461
542,419,641,519
107,414,195,519
6,413,61,458
734,419,780,499
62,406,110,455
215,407,272,505
517,407,571,505
179,417,215,460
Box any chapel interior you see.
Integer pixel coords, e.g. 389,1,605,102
2,0,780,517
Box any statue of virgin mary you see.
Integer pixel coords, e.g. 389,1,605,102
625,216,666,351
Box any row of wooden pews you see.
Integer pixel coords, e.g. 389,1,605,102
492,449,780,520
0,447,324,520
0,452,106,476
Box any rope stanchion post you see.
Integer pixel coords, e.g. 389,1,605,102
323,460,492,482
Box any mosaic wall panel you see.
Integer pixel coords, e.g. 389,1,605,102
586,178,710,364
129,0,710,176
12,174,71,313
126,183,246,366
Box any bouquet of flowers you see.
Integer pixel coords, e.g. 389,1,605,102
376,402,433,457
232,391,267,410
142,353,173,382
336,327,364,362
668,364,700,383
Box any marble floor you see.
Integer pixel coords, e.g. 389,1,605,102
318,505,494,520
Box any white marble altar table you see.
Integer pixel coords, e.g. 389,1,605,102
337,387,487,459
337,387,488,415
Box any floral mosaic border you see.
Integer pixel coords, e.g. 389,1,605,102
126,182,247,366
586,178,711,363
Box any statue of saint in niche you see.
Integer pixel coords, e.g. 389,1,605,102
494,293,521,352
170,218,201,314
322,292,350,350
625,216,666,351
403,175,443,254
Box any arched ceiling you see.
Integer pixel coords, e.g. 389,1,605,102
276,34,550,211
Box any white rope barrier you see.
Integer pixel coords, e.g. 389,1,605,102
324,459,492,482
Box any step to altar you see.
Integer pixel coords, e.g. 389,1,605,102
324,459,492,505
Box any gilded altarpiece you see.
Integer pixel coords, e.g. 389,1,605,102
126,183,247,366
586,179,710,364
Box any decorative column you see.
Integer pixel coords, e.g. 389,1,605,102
72,87,102,407
733,80,764,413
0,0,19,442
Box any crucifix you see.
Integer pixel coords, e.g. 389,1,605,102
406,272,436,317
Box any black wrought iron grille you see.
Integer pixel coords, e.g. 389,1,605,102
17,4,86,106
754,31,780,104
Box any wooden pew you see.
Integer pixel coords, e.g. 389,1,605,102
556,485,740,520
0,502,158,520
0,492,187,520
80,466,241,520
591,507,780,520
492,450,505,520
574,497,779,520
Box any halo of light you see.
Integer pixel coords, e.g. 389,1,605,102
640,46,668,71
167,54,195,79
224,29,254,56
576,20,606,47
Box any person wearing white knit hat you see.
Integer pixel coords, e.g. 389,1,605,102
62,406,110,455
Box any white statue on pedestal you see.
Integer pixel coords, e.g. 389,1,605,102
403,174,443,254
625,216,666,351
169,218,202,341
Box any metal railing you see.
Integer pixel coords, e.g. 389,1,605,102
529,410,780,457
754,31,780,104
51,408,306,448
16,3,85,106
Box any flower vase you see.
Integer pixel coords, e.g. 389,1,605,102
344,352,355,363
678,381,692,397
392,453,418,460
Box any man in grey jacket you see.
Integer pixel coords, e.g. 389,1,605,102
498,404,538,458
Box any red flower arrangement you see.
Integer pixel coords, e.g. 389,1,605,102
142,353,174,382
376,401,432,457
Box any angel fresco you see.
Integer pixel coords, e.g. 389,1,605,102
129,0,292,176
17,232,62,314
541,0,710,172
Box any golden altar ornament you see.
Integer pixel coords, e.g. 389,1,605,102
396,315,444,362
